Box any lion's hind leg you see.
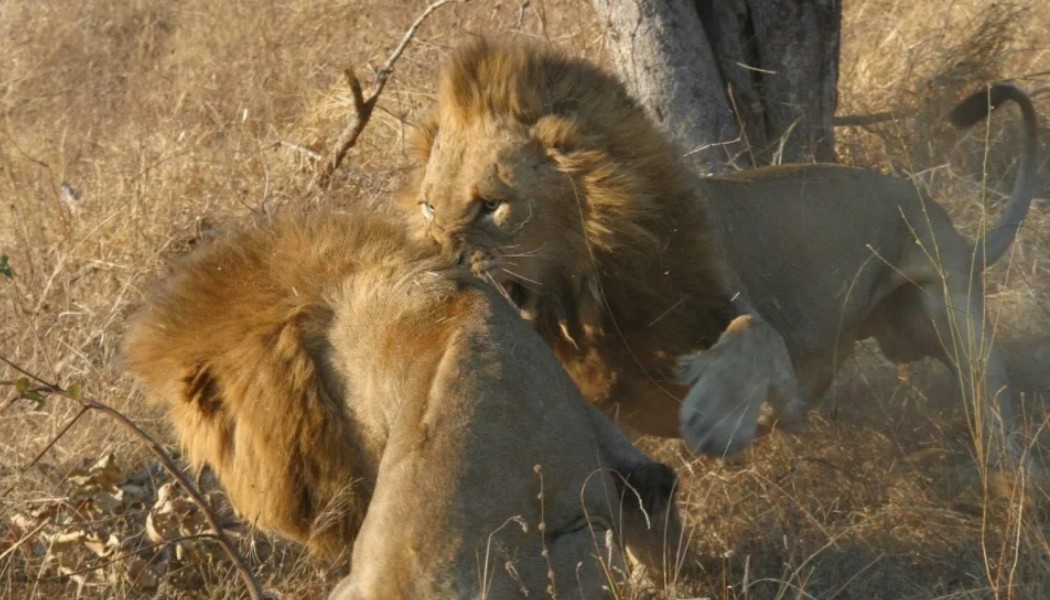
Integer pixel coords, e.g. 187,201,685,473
928,285,1022,471
883,272,1032,478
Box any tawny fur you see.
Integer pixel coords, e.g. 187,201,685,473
402,38,796,450
124,209,682,596
682,82,1040,467
403,38,1040,469
122,214,444,558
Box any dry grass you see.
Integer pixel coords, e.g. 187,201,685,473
1,0,1048,598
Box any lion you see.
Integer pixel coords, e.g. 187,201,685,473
681,82,1039,466
122,209,682,598
400,38,1040,468
403,37,802,457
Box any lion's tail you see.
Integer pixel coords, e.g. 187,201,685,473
949,82,1040,267
122,220,369,561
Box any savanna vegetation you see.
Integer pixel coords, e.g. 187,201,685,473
2,1,1048,598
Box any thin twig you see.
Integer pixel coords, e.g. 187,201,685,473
24,406,89,471
0,357,266,600
313,0,457,189
0,519,50,563
832,111,902,127
271,139,322,161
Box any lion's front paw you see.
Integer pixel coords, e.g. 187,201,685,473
679,353,761,458
678,314,802,457
757,395,810,435
682,405,758,457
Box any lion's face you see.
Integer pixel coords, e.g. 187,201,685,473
394,37,767,435
410,115,590,321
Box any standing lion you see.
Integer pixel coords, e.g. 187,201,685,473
398,38,1040,472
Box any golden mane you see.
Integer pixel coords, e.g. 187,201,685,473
123,212,458,559
408,38,732,360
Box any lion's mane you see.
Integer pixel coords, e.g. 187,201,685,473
122,213,458,559
403,38,736,414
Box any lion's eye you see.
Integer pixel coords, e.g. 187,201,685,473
479,197,501,213
420,201,435,222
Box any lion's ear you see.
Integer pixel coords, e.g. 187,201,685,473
533,114,580,154
410,115,439,162
397,118,436,221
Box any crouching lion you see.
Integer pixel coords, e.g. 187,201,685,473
123,210,681,598
400,38,1040,469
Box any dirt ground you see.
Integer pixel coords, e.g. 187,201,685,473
2,1,1049,598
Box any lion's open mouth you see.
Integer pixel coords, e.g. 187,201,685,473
495,278,540,322
502,280,528,307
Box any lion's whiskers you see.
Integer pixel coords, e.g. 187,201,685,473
483,271,519,309
501,242,549,259
499,266,542,290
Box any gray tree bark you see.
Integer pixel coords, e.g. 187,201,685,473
592,0,743,173
593,0,841,170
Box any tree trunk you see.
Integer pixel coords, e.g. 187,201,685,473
592,0,742,173
593,0,841,170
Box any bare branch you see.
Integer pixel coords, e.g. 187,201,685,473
378,0,456,80
314,0,457,189
0,358,267,600
344,69,367,115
